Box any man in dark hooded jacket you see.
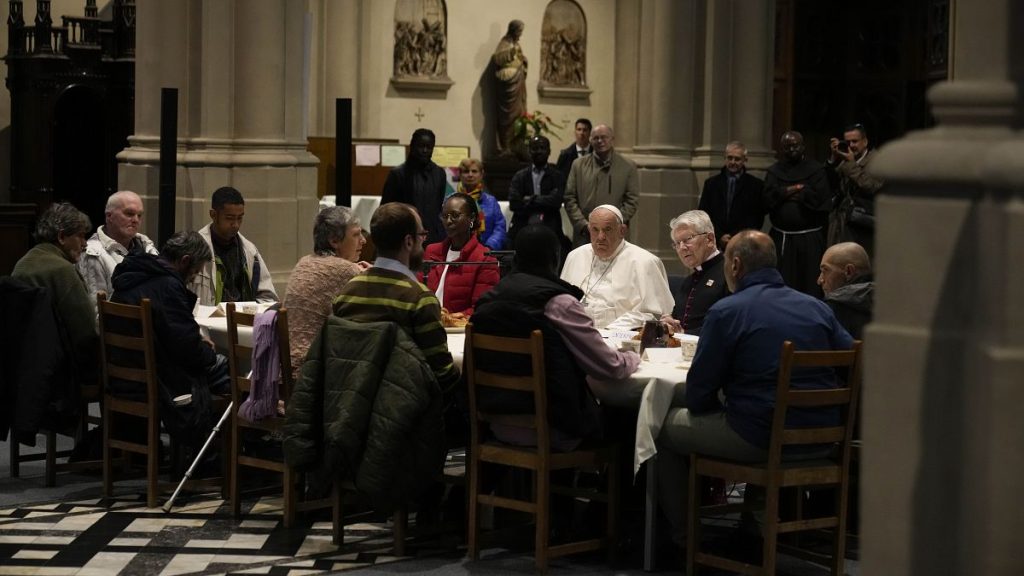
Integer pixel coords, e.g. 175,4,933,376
110,230,229,444
764,130,831,297
817,242,874,339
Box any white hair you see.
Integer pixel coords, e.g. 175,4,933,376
668,210,714,236
105,190,142,214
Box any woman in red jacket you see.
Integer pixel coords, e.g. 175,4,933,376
423,192,500,318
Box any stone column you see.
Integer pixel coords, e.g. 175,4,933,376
864,0,1024,574
308,0,362,136
613,0,699,258
119,0,318,294
614,0,775,262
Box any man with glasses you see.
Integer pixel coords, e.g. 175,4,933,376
563,124,640,247
697,141,766,249
826,123,883,257
560,204,673,330
332,202,459,394
661,210,729,336
291,202,458,517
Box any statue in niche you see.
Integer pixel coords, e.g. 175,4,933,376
492,19,528,156
392,0,448,80
540,0,588,88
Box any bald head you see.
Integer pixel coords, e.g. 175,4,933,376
723,230,777,292
818,242,871,295
781,130,805,163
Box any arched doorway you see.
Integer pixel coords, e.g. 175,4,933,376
53,84,108,230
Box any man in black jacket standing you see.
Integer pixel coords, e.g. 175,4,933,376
698,141,765,249
381,128,449,244
110,230,229,445
507,136,571,264
555,117,592,182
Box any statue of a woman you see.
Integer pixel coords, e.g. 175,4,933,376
492,20,527,156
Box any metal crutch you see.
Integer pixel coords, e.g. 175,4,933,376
162,401,234,513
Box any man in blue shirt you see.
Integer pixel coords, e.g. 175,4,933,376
656,229,853,543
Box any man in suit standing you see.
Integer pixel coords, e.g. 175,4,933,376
563,124,640,247
698,141,766,249
555,117,592,181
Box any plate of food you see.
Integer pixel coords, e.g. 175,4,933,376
441,308,468,333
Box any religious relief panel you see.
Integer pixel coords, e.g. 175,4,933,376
391,0,453,93
538,0,590,99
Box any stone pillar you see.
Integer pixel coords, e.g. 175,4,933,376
308,0,361,136
614,0,775,263
119,0,318,294
864,0,1024,574
613,0,699,258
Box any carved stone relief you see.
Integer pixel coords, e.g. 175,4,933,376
391,0,453,92
538,0,589,98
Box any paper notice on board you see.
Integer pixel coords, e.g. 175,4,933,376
431,146,470,168
355,144,381,166
381,145,406,166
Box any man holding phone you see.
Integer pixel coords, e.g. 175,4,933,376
827,124,884,256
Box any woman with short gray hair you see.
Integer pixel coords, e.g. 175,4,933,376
283,205,369,379
12,202,99,394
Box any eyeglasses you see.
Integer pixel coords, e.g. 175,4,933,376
440,212,467,222
412,230,429,240
671,233,708,249
590,135,610,142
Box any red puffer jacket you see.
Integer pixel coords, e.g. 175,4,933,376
422,235,500,315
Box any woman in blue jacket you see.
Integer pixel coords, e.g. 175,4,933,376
448,158,507,251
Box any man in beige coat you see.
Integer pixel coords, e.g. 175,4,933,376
563,124,640,246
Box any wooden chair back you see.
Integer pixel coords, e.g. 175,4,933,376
766,340,863,470
97,291,162,508
465,325,550,457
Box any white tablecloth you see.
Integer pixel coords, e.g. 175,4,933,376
446,331,688,475
196,316,251,350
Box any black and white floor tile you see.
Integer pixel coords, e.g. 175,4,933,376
0,494,424,575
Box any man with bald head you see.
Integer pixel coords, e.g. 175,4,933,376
818,241,874,339
764,130,831,297
563,124,640,247
560,204,673,329
656,230,853,543
77,190,159,300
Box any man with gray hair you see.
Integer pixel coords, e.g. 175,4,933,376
563,124,640,246
560,204,673,329
661,210,729,336
817,241,874,339
77,190,159,300
656,230,853,545
111,231,230,445
698,141,766,248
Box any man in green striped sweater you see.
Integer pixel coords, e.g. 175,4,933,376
333,202,460,394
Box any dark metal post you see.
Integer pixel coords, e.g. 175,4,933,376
335,98,352,207
158,87,177,247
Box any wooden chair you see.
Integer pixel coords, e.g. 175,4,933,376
686,340,863,576
97,293,163,508
7,384,102,486
465,324,620,573
225,303,340,538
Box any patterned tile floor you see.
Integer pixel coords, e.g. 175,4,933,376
0,493,430,576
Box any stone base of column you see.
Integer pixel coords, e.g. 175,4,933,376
118,139,320,295
628,148,696,266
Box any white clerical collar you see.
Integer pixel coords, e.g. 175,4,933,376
696,249,721,272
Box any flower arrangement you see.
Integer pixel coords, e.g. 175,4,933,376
512,110,563,143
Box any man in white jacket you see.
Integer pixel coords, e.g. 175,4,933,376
189,186,278,305
77,190,159,301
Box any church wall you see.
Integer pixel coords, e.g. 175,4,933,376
307,0,618,158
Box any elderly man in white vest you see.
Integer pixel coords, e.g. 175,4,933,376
77,190,159,301
560,204,674,330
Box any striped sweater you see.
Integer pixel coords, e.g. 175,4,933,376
332,267,459,394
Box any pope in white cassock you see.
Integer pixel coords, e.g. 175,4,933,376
560,204,675,329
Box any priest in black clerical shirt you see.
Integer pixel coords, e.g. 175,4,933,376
662,210,729,336
381,127,448,244
763,130,831,298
